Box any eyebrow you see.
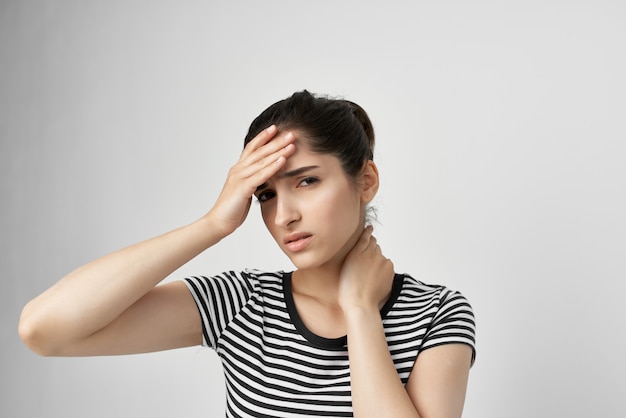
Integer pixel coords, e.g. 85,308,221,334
256,165,319,192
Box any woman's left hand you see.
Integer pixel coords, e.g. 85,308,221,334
338,226,395,312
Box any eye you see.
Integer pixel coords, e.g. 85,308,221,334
298,177,319,187
256,190,276,203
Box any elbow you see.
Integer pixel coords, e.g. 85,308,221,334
18,318,46,356
18,304,61,357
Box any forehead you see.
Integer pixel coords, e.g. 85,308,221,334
275,134,339,175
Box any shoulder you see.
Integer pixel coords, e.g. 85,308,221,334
184,269,284,298
242,268,284,286
397,274,476,363
182,269,286,348
397,274,473,310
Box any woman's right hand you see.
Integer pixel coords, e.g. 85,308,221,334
207,125,296,237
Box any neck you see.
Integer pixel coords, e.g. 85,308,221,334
291,264,343,306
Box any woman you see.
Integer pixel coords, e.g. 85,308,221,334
19,90,476,417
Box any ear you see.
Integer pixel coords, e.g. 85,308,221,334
360,160,379,203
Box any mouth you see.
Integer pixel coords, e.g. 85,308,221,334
283,232,313,252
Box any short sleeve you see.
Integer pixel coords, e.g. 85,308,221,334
184,271,256,349
421,288,476,364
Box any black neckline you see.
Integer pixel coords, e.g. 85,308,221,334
282,271,405,349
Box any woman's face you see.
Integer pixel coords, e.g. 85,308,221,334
255,134,365,271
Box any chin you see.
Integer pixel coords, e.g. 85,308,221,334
287,257,322,271
286,249,347,272
284,251,326,270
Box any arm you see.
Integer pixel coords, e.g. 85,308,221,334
340,226,420,417
18,218,219,357
405,344,473,418
340,227,472,417
344,306,422,418
18,125,295,357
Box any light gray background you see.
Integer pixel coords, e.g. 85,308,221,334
2,1,625,417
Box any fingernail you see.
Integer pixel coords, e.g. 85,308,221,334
267,125,276,133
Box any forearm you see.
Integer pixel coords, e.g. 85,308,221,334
346,306,420,418
19,214,223,353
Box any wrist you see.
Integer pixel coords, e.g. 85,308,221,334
341,302,380,322
196,212,229,245
339,289,391,316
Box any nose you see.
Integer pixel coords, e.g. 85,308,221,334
274,194,300,228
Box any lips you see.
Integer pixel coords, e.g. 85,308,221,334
283,232,313,252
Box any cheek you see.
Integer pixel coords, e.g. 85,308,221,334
260,205,276,233
312,186,362,226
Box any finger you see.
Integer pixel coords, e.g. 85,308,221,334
243,152,290,191
237,140,297,190
238,135,295,180
238,141,296,182
242,127,295,163
366,236,380,255
352,225,374,254
241,125,278,158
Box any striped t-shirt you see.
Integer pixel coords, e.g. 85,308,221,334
184,269,476,417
